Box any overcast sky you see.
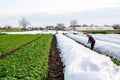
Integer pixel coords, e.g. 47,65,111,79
0,0,120,27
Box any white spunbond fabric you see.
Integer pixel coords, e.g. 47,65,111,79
56,34,120,80
67,34,120,60
90,34,120,44
95,34,120,40
2,30,56,34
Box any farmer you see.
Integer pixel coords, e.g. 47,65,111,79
86,33,95,50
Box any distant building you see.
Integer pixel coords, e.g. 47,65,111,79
46,26,55,30
82,24,88,27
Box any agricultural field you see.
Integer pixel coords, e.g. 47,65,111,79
0,34,41,56
67,33,120,60
56,34,120,80
0,29,28,32
0,30,120,80
0,34,56,80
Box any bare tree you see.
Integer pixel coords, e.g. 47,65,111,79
3,25,12,30
82,24,88,27
56,23,65,30
70,20,78,27
70,20,78,31
90,24,94,27
112,24,120,29
19,17,30,30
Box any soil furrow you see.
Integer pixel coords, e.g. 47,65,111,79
47,35,64,80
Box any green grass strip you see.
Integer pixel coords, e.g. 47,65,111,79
111,58,120,66
0,34,41,56
0,29,28,32
0,34,53,80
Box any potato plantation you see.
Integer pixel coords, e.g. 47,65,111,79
0,34,55,80
1,30,120,80
0,34,41,56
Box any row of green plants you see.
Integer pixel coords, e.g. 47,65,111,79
0,29,28,32
0,34,41,56
0,34,53,80
80,30,120,34
111,58,120,66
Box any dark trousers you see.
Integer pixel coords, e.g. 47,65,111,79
91,42,95,50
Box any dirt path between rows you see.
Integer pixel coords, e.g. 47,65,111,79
47,35,64,80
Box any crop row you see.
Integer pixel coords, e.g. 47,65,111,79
0,34,53,80
0,34,41,56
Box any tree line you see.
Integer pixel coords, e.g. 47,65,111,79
0,17,120,31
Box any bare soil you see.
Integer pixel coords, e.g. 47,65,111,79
47,35,64,80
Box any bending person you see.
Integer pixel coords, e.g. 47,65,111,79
86,33,95,50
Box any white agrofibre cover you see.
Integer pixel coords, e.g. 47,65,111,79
56,34,120,80
67,34,120,60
